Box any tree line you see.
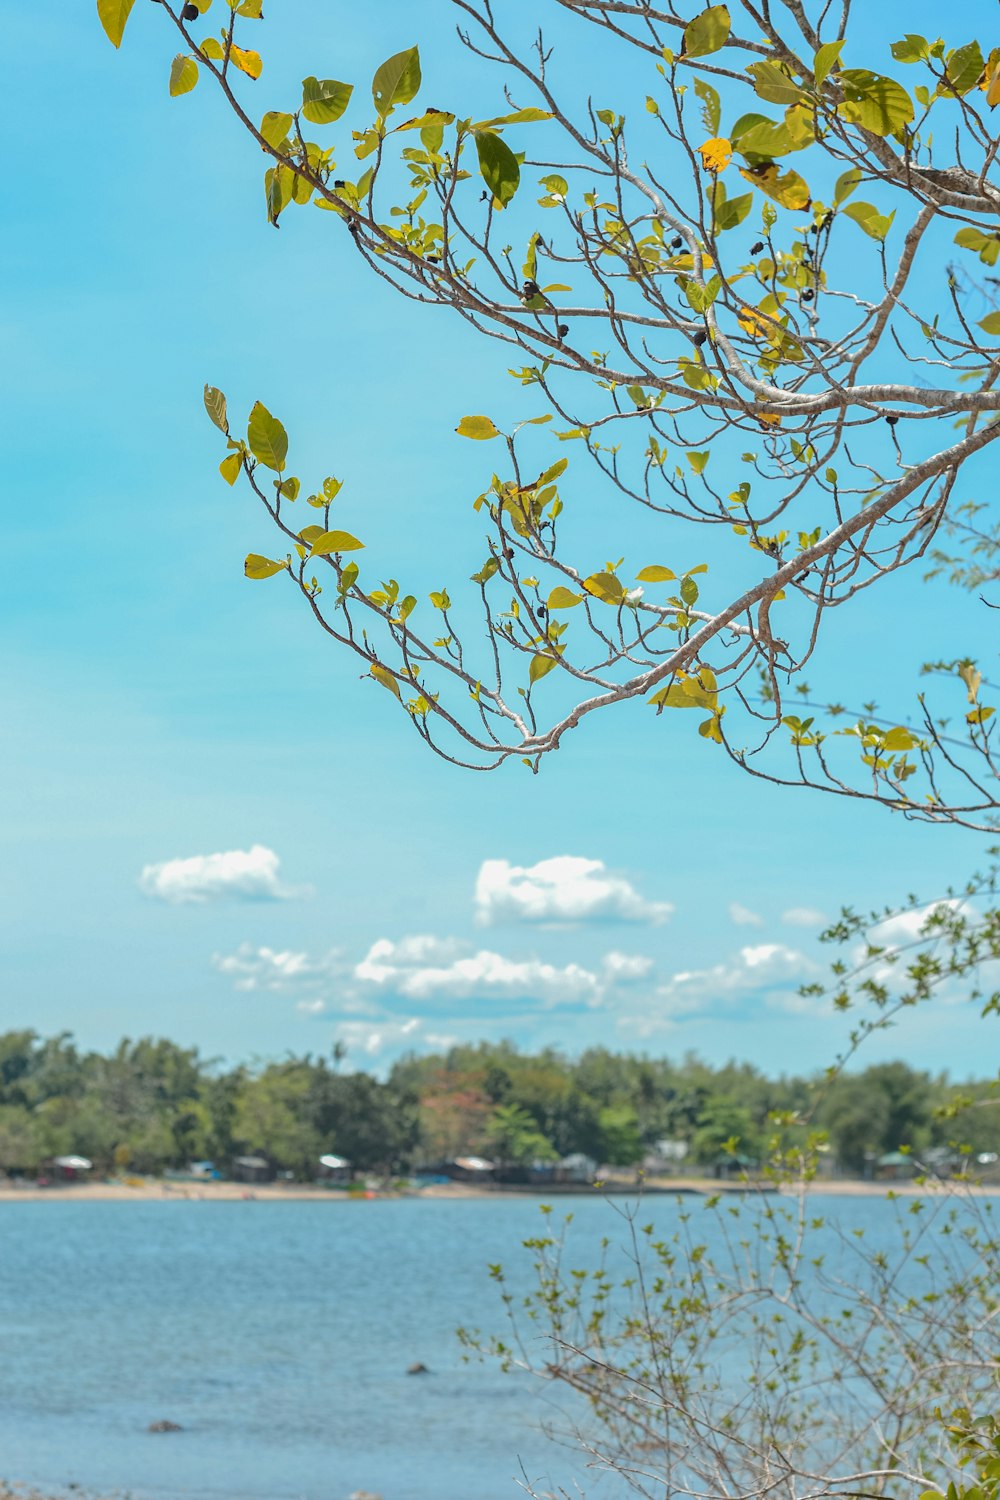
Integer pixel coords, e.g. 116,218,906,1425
0,1030,994,1179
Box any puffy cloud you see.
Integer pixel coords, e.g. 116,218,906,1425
619,942,817,1036
354,935,603,1009
475,855,673,927
140,845,306,904
782,906,827,928
213,942,342,992
602,951,655,982
729,902,763,927
331,1017,423,1057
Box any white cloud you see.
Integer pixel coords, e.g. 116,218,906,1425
602,951,655,982
354,935,603,1009
782,906,827,928
475,855,673,927
619,941,818,1036
729,902,763,927
140,845,306,905
331,1017,423,1057
213,942,342,992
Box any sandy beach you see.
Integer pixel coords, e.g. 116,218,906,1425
0,1176,995,1203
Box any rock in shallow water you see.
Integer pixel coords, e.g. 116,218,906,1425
148,1418,183,1432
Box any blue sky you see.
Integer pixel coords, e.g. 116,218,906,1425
1,1,993,1079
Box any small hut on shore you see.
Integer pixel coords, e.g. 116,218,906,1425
232,1155,272,1184
50,1155,93,1182
317,1153,351,1184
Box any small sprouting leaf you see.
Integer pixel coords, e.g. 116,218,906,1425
204,385,229,433
230,45,262,80
372,46,421,120
456,414,501,440
97,0,136,48
302,76,354,124
636,564,677,582
547,586,584,609
260,110,294,147
370,663,401,698
219,452,242,486
682,5,730,59
245,553,287,579
475,130,520,208
309,530,364,555
170,54,199,95
247,401,288,471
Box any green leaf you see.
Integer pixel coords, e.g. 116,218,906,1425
204,385,229,433
833,167,862,205
169,54,199,96
309,530,364,555
247,401,288,471
747,60,806,106
954,227,1000,266
219,452,242,486
260,110,294,148
475,130,520,208
200,37,225,60
370,663,401,698
714,191,752,231
682,5,730,59
636,565,677,582
890,35,929,64
694,77,721,134
680,575,700,605
813,40,844,87
547,586,584,609
278,477,300,500
97,0,135,48
687,451,710,474
473,107,553,128
882,726,916,751
372,46,421,120
978,311,1000,337
843,201,895,240
245,553,287,579
302,76,353,125
943,41,984,97
456,414,500,440
837,69,914,137
529,652,559,683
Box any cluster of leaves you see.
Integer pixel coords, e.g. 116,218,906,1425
96,0,1000,826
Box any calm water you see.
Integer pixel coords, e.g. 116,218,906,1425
0,1193,991,1500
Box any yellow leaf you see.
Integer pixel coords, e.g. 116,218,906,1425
219,452,241,486
756,408,783,428
370,663,401,699
738,305,771,339
529,652,559,684
230,45,262,80
456,414,500,440
981,49,1000,107
698,137,733,173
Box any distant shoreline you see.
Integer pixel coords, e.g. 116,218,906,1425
0,1176,996,1203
